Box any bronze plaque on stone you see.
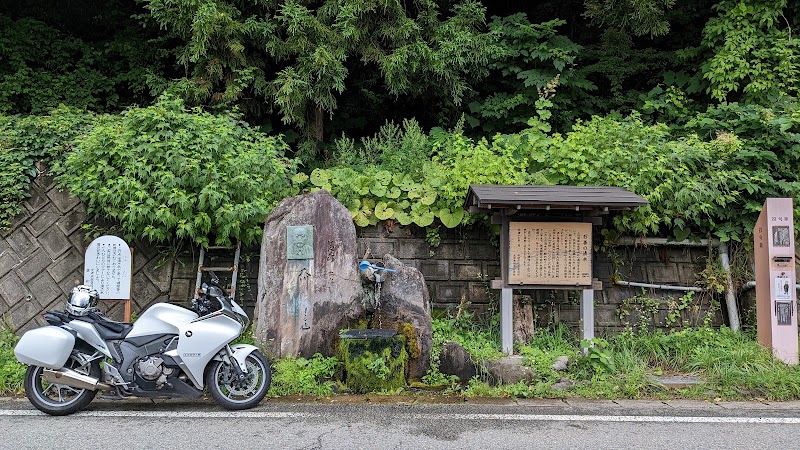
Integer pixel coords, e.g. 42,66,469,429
508,222,592,286
287,225,314,260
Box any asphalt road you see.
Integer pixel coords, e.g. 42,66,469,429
1,397,799,449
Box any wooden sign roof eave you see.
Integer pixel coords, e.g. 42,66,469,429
464,184,648,213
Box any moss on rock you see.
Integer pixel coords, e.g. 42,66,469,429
337,333,407,393
398,322,421,359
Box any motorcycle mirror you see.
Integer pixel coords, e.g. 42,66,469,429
208,271,220,285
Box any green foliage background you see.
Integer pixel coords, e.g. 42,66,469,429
2,0,800,245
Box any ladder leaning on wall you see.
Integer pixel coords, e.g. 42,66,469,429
194,241,241,301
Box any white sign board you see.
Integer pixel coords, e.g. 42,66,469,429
84,236,132,299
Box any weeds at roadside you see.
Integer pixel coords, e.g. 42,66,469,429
268,354,339,397
425,312,800,401
0,319,25,395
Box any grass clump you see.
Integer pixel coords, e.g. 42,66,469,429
653,328,800,400
0,320,25,395
427,309,800,401
430,309,503,363
422,307,503,387
268,353,338,397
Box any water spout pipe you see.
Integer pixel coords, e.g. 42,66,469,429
359,260,396,273
742,281,800,290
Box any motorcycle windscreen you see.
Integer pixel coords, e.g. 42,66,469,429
14,326,75,369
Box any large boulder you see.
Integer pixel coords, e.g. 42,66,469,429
482,355,535,386
254,190,364,358
438,342,477,384
368,254,432,380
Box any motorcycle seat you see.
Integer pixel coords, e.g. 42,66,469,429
79,312,134,340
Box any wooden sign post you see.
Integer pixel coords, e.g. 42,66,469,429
84,236,134,321
465,185,648,355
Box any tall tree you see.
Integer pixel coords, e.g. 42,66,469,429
699,0,800,103
142,0,493,158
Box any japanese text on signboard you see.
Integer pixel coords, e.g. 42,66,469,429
84,236,132,299
508,222,592,286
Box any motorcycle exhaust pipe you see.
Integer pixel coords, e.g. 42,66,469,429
42,368,112,391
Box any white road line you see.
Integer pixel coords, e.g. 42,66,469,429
0,410,313,418
1,410,799,424
431,413,800,424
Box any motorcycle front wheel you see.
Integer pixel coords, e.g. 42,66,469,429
206,350,271,410
24,353,100,416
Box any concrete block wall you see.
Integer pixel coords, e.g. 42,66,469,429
1,174,722,334
357,223,725,333
356,223,501,313
530,245,724,335
0,172,261,333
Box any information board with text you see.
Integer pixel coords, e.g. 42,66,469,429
84,235,132,299
508,222,592,286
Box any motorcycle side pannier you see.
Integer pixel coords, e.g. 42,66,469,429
14,326,75,369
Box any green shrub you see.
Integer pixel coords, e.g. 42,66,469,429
0,107,96,229
56,96,298,246
306,121,534,229
532,113,767,241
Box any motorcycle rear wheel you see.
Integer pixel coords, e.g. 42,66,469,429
206,350,271,410
25,354,100,416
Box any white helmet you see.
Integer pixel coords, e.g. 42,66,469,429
66,285,99,316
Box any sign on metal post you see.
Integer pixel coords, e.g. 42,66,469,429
754,198,798,365
84,235,133,321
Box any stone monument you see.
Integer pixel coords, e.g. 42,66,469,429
254,190,364,358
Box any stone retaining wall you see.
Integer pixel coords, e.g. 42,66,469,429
1,174,724,334
357,223,724,334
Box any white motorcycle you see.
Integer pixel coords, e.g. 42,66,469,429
14,273,271,415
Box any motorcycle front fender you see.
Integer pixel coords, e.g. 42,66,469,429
228,344,259,373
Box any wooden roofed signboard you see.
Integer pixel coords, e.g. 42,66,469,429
464,185,647,289
465,185,648,213
464,184,647,350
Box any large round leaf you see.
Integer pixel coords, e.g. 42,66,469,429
438,208,464,228
406,184,425,198
310,169,329,187
385,186,401,199
370,181,387,197
419,191,437,205
374,170,392,185
362,198,376,210
412,211,435,227
375,202,395,220
356,176,371,195
345,197,361,212
352,210,370,227
395,211,413,225
392,173,410,187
